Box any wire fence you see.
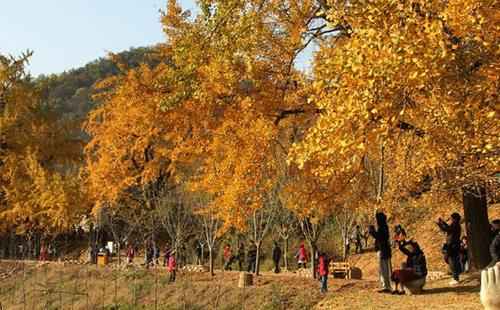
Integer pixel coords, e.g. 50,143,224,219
0,259,244,310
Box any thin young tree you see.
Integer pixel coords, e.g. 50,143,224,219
197,207,221,276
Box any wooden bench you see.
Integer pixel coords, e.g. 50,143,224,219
330,262,351,279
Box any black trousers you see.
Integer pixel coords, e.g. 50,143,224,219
247,260,256,273
169,270,176,282
355,242,363,253
273,260,280,273
448,255,461,281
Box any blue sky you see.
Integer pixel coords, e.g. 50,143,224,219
0,0,197,76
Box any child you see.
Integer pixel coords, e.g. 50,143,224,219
295,242,308,269
127,244,135,264
317,252,333,294
168,250,176,282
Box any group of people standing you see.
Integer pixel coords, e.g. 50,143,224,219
370,210,500,295
126,242,177,282
222,241,258,273
38,244,58,262
369,211,428,295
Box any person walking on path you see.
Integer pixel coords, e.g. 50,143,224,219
490,219,500,266
390,240,428,295
168,250,176,282
134,239,140,256
39,245,47,263
236,243,245,271
272,242,282,273
127,244,135,264
195,240,202,265
163,246,170,267
146,244,154,268
247,241,257,273
369,211,392,293
295,242,308,269
154,245,161,265
437,212,462,285
352,226,363,254
318,252,333,294
223,244,233,271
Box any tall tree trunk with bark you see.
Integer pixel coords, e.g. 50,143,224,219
208,245,214,276
284,237,289,270
255,242,261,275
309,242,317,279
463,186,492,270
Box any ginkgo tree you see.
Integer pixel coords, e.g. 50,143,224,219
290,0,499,269
84,0,497,273
0,52,85,237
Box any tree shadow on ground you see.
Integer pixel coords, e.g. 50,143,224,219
422,284,479,295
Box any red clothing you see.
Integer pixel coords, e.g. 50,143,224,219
168,256,176,271
318,256,331,276
223,247,232,260
39,247,46,262
391,269,420,285
127,245,134,257
299,244,308,261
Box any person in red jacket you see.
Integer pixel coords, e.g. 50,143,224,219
39,246,47,263
318,252,333,294
168,250,176,282
127,244,135,264
295,242,308,269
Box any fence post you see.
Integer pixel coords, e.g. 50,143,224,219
101,270,106,310
154,265,159,310
21,263,26,310
32,265,37,310
86,265,90,310
114,268,118,307
133,273,138,308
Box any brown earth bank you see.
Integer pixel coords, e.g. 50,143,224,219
0,261,482,310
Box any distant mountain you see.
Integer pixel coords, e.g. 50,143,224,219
36,46,155,121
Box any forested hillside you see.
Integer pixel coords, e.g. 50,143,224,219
36,46,153,120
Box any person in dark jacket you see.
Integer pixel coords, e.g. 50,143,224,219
236,243,245,271
272,241,282,273
390,240,427,295
247,241,257,273
437,212,461,285
369,211,392,293
317,252,333,294
154,245,161,265
352,226,363,254
195,240,202,265
146,244,154,268
490,219,500,266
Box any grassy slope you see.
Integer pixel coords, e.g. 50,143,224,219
0,261,483,310
1,205,496,309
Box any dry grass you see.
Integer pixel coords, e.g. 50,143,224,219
0,261,483,310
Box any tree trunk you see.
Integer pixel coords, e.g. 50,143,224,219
209,246,214,276
377,145,385,201
463,187,492,270
342,228,347,261
117,242,121,265
201,243,205,265
255,243,261,275
310,243,317,279
284,237,289,270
